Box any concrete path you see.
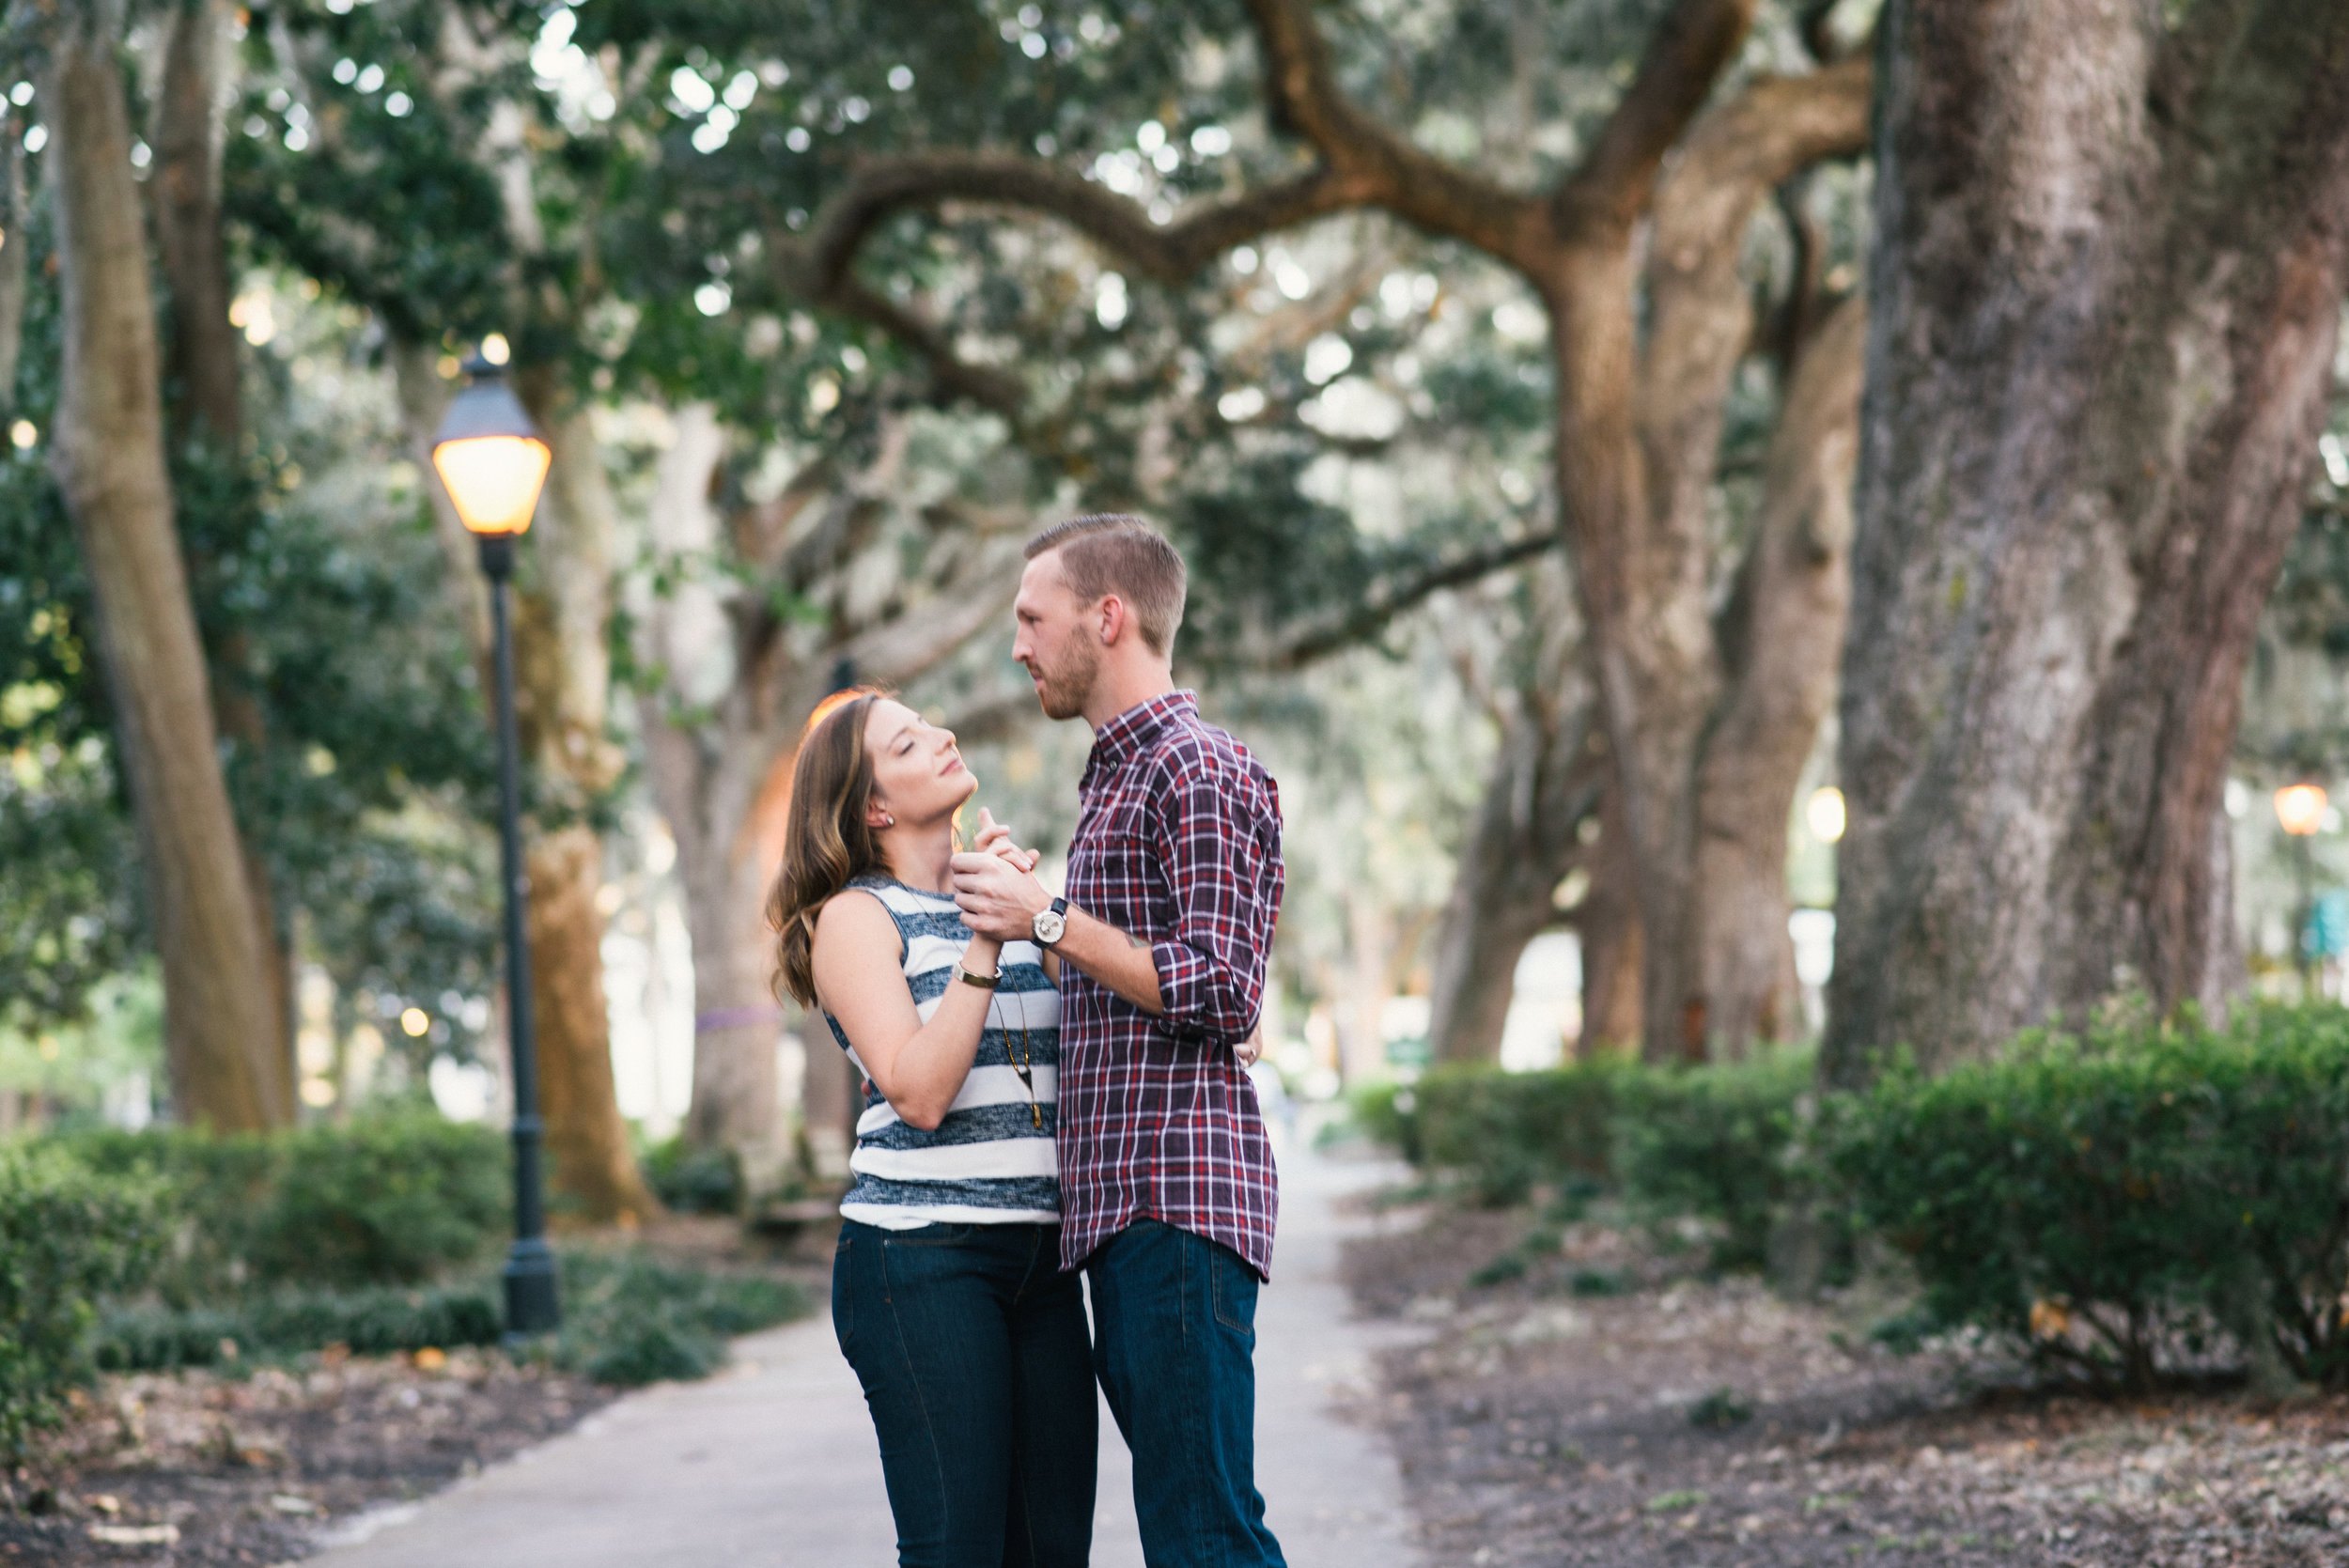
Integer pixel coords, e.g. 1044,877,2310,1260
308,1141,1420,1567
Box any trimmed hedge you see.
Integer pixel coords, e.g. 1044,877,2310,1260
89,1250,813,1390
1372,1007,2349,1392
0,1145,164,1456
1365,1050,1812,1267
1828,1007,2349,1391
56,1113,508,1298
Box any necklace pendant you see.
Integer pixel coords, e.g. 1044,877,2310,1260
1031,1105,1044,1129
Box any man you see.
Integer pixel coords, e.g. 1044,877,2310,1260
951,514,1286,1567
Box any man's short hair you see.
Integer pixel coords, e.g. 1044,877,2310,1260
1024,514,1188,657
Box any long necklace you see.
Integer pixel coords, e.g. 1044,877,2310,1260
1002,978,1043,1130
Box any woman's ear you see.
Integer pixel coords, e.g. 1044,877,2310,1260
864,797,894,830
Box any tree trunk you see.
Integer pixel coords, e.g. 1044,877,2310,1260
1688,296,1866,1051
1554,59,1873,1064
1577,781,1645,1054
1824,0,2349,1081
0,119,26,413
528,825,654,1223
1426,694,1603,1065
151,0,240,447
42,16,284,1130
152,0,297,1114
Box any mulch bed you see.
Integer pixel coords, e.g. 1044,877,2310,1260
1340,1194,2349,1567
0,1215,836,1566
0,1348,612,1565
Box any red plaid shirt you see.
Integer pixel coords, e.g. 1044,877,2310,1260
1055,691,1283,1279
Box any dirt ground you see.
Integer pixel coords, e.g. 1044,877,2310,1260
0,1216,834,1566
1340,1195,2349,1568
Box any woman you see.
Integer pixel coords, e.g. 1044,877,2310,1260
770,689,1095,1568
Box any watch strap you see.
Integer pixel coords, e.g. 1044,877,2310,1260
953,961,1001,989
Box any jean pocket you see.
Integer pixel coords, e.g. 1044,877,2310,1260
1209,1244,1257,1338
880,1221,979,1248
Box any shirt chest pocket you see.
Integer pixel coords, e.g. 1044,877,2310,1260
1069,830,1164,925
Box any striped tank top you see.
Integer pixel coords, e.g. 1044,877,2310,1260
824,875,1060,1230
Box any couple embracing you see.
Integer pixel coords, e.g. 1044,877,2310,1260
768,515,1287,1567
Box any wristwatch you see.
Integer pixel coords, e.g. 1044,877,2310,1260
952,961,1000,990
1032,896,1069,948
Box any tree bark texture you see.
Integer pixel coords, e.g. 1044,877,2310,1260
1689,296,1867,1051
527,825,653,1223
1578,781,1646,1052
639,405,1022,1183
42,15,285,1129
0,119,26,412
150,0,240,446
1425,686,1604,1066
151,0,297,1115
774,0,1873,1063
1824,0,2349,1082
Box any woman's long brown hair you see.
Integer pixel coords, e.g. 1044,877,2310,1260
768,689,890,1008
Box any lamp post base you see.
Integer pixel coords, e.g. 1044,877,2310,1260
502,1237,561,1343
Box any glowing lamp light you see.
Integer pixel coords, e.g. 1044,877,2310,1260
429,357,550,536
2276,784,2328,837
1806,785,1847,845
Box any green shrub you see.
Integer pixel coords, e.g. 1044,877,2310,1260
0,1146,163,1455
1397,1061,1625,1206
92,1250,813,1388
1614,1048,1814,1270
57,1114,507,1298
641,1136,742,1216
94,1283,503,1371
1827,1007,2349,1391
552,1250,811,1387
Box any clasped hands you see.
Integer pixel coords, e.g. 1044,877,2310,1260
951,810,1262,1069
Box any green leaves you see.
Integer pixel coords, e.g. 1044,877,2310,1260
0,1144,165,1458
1826,1007,2349,1390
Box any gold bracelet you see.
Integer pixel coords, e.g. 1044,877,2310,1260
953,961,1001,989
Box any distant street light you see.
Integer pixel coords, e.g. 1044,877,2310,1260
2276,784,2328,1000
1806,786,1847,845
432,354,559,1340
2275,784,2327,838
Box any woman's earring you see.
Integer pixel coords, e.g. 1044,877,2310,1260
880,814,894,827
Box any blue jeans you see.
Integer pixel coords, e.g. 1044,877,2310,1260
1087,1220,1285,1567
833,1220,1097,1567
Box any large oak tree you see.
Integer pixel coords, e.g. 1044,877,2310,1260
1824,0,2349,1079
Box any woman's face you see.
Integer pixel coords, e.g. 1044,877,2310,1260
863,699,978,828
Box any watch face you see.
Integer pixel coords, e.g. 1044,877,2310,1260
1033,908,1067,945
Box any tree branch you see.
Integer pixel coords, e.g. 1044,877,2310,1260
789,153,1349,294
1256,530,1562,671
1553,0,1763,232
1237,0,1547,262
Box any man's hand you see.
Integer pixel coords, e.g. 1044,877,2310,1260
950,850,1051,941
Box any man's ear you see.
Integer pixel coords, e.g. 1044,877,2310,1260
1097,594,1128,647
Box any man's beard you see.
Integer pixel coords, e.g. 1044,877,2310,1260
1031,636,1098,722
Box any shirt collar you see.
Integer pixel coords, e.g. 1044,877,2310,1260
1082,690,1197,784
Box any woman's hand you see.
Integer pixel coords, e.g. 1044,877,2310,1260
972,807,1040,873
1234,1026,1264,1069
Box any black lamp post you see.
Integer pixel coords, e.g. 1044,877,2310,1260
431,354,559,1338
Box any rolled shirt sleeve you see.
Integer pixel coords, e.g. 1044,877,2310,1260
1146,762,1283,1043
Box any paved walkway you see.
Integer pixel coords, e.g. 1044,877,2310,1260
310,1143,1420,1567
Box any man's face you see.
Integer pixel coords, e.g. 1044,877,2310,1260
1013,552,1100,722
